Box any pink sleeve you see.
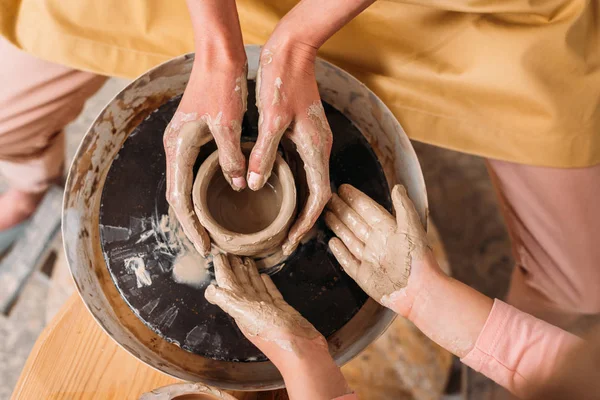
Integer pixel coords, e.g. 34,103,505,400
333,394,358,400
461,299,581,398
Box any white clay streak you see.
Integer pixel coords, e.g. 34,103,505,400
124,256,152,288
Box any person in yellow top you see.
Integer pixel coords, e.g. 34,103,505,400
0,0,598,392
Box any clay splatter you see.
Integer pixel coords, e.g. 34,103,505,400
124,256,152,288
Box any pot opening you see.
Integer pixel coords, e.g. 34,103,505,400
206,169,283,234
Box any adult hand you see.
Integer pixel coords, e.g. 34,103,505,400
325,184,429,307
250,38,333,255
164,1,247,256
251,0,376,255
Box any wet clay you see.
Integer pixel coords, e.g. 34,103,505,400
326,184,428,306
193,142,296,256
206,170,282,234
159,209,211,289
171,250,209,288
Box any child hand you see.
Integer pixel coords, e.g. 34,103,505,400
204,254,326,361
325,184,428,308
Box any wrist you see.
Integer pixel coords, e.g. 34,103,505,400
266,334,329,369
274,336,351,399
269,5,330,49
385,250,444,320
193,38,246,69
269,11,310,46
260,35,317,82
187,0,246,67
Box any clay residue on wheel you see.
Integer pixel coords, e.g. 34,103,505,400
159,209,211,289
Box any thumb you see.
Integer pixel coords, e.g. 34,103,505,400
163,118,212,256
204,285,241,317
247,111,291,191
250,59,292,191
204,284,226,306
209,116,247,192
391,184,426,236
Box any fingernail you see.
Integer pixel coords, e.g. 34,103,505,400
248,172,263,191
232,176,246,190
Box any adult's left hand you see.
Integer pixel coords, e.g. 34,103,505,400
248,38,333,256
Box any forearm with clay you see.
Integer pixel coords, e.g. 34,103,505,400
325,184,583,398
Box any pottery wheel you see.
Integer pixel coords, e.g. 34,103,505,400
99,81,392,362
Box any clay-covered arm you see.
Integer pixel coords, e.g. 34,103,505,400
205,255,353,400
250,0,376,255
164,1,248,255
325,184,583,398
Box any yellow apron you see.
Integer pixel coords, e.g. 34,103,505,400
2,0,599,167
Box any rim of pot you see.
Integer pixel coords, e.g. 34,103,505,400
192,147,296,252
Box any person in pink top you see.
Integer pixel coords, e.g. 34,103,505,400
206,184,590,400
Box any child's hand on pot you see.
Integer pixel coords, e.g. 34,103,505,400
325,184,431,316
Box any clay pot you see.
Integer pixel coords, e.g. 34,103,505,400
139,383,237,400
192,143,296,256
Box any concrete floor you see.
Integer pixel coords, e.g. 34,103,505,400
0,78,513,399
